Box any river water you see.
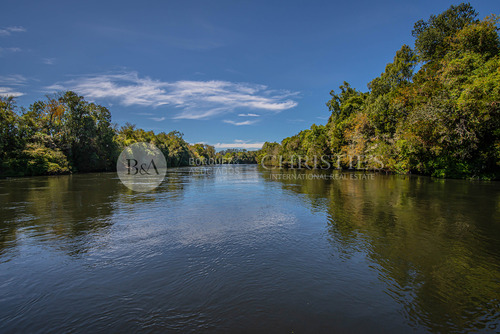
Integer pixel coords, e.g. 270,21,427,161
0,165,499,333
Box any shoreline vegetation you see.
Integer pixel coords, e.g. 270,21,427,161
258,3,500,180
1,3,499,180
0,91,258,178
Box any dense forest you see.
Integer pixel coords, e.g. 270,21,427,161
0,92,257,177
258,3,500,179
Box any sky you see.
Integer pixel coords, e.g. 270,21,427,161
1,0,499,150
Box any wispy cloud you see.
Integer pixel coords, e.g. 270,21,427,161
223,119,258,126
0,47,22,55
42,58,56,65
46,71,299,120
0,87,24,97
238,113,259,117
0,74,28,85
150,117,166,122
0,26,26,36
0,75,28,97
214,140,264,150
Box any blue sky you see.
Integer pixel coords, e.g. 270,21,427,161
1,0,498,149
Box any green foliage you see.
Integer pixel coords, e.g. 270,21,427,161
0,90,258,178
215,149,258,164
1,92,225,177
448,15,500,58
115,124,195,167
412,3,478,62
327,81,366,119
22,142,70,175
191,143,216,164
260,3,500,179
257,142,281,166
368,45,418,97
1,3,498,180
58,92,117,172
0,97,22,175
325,82,366,154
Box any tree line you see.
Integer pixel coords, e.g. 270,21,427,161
0,92,258,177
258,3,500,179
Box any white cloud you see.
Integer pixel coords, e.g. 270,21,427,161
0,26,26,36
0,74,28,85
194,139,263,150
174,107,228,120
150,117,166,122
0,87,24,97
7,26,26,33
46,71,299,120
238,113,260,117
223,119,258,126
214,140,264,150
42,58,56,65
0,47,22,55
0,75,28,97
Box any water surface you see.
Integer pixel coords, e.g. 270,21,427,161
0,166,499,333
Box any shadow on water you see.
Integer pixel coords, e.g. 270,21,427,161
260,167,500,333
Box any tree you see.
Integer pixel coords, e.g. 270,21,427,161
368,45,417,97
58,91,116,172
0,97,22,175
261,3,500,179
412,3,478,62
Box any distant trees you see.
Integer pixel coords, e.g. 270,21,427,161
191,143,216,165
213,149,258,164
259,3,500,179
0,92,259,177
115,124,194,167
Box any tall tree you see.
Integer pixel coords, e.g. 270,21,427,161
412,3,478,62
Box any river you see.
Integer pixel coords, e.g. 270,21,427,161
0,165,499,333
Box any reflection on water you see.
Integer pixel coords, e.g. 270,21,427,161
0,166,499,333
263,168,500,333
0,172,188,259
